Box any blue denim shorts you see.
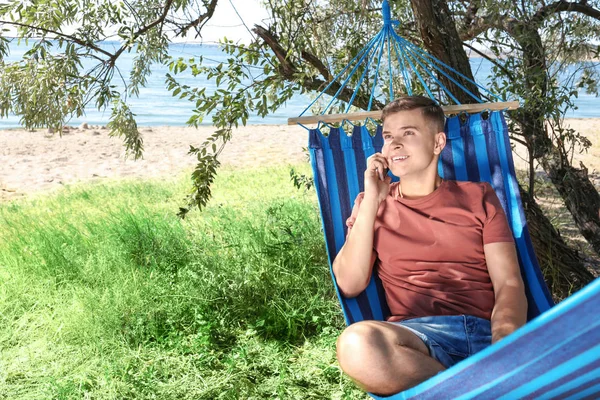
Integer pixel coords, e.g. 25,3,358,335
391,315,492,368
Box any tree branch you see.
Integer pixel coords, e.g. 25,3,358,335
509,135,529,147
110,0,176,63
531,1,600,26
463,1,480,30
252,24,384,111
0,20,113,58
123,0,143,26
459,18,496,42
252,25,298,77
312,7,382,24
181,0,219,37
300,50,331,81
462,41,515,80
133,0,176,39
460,1,600,41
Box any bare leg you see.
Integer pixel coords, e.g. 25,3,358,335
336,320,445,396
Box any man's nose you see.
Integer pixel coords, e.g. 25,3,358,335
391,138,403,148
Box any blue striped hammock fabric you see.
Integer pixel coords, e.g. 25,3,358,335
308,111,600,399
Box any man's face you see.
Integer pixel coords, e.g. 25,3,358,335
381,109,445,178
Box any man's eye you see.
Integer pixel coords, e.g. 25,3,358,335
384,135,392,140
405,131,414,135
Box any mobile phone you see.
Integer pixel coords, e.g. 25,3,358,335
376,167,389,181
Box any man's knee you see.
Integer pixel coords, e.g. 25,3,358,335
336,321,443,395
337,322,376,377
336,321,431,372
336,321,389,370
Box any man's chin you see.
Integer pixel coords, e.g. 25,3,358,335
389,168,406,178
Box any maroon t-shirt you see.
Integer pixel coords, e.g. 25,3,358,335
345,180,514,322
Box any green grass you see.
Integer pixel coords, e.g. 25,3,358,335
0,166,367,399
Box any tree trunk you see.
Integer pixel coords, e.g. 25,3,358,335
520,187,594,301
408,0,479,104
540,150,600,257
406,0,594,297
509,24,600,258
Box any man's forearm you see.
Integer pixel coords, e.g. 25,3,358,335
490,283,528,344
333,194,380,297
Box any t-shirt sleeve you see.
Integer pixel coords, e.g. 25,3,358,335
345,192,365,237
482,183,514,244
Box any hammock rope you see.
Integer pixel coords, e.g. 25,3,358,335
291,0,508,129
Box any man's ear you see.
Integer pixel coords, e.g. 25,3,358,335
433,131,447,155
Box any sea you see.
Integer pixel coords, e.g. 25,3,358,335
0,40,598,128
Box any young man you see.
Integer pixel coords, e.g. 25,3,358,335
332,96,527,396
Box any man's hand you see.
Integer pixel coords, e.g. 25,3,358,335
365,153,391,204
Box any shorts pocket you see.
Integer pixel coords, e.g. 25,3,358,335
464,316,492,356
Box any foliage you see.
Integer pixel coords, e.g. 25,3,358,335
452,0,600,165
165,40,299,216
107,100,145,159
0,39,91,130
290,166,314,191
0,0,217,158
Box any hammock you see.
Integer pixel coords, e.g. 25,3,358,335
290,1,600,398
308,116,600,399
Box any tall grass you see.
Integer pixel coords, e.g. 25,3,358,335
0,166,367,399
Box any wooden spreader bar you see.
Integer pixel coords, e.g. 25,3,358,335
287,101,520,126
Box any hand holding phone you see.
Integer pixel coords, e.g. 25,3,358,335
376,167,389,181
365,153,391,204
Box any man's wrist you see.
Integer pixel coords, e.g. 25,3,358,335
491,324,519,344
362,192,382,206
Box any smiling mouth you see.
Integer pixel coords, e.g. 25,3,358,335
392,156,409,162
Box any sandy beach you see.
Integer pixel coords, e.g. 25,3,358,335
0,124,309,201
511,119,600,174
1,119,599,201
